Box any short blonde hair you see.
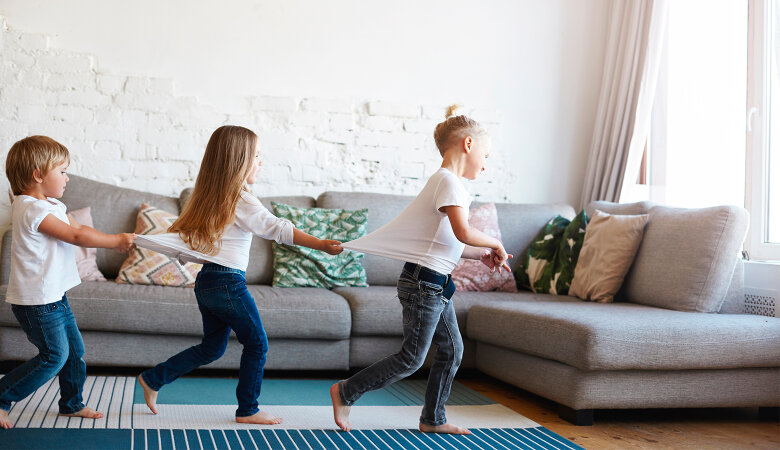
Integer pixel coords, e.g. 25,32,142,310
6,136,71,195
433,104,488,156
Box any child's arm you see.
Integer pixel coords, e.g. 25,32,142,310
292,228,343,255
444,205,512,272
38,214,135,252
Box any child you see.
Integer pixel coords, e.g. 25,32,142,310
0,136,136,429
332,105,512,435
135,125,342,425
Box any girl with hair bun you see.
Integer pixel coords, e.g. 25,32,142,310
332,104,511,435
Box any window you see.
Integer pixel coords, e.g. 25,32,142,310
747,0,780,260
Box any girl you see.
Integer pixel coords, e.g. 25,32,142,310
135,125,342,425
332,105,511,435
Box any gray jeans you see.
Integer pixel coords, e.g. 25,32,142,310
339,264,464,426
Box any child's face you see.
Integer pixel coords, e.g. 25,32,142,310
38,161,69,198
245,143,263,185
463,136,491,180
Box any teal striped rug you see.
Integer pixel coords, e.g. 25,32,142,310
0,376,583,449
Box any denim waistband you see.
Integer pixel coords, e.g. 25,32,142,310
200,263,246,276
402,262,456,300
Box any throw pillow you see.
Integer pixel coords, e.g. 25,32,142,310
568,210,648,303
515,211,588,295
271,202,368,288
451,203,517,292
66,207,106,281
116,204,202,287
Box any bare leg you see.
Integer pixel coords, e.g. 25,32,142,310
59,406,104,420
235,411,283,425
330,383,352,432
419,423,471,435
137,375,158,414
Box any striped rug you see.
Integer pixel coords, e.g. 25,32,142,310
0,376,583,449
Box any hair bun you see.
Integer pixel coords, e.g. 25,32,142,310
445,104,463,119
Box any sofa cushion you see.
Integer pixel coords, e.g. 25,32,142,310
61,175,180,279
622,205,749,312
0,282,351,340
270,202,368,288
318,191,576,285
467,299,780,371
332,286,522,336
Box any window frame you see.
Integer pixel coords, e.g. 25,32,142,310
746,0,780,261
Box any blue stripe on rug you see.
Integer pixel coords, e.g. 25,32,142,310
0,427,584,449
132,378,496,407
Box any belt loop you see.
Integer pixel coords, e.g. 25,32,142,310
413,264,421,279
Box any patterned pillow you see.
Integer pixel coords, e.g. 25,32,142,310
116,204,202,286
515,210,588,295
451,203,517,292
271,202,368,288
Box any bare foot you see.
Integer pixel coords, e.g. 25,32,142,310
137,374,158,414
235,411,283,425
330,382,352,432
0,409,13,429
419,422,471,435
59,406,104,420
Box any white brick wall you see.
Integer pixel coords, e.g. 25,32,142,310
0,17,514,230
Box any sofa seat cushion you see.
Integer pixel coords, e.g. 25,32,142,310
467,299,780,371
0,282,351,340
333,286,525,336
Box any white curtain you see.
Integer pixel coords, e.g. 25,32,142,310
580,0,668,209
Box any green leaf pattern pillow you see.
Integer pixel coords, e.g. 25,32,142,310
515,211,588,295
271,202,369,288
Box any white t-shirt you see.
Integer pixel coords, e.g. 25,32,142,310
5,196,81,305
342,168,471,275
135,190,295,271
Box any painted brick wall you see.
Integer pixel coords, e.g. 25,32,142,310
0,17,512,229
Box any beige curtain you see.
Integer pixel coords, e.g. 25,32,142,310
580,0,668,209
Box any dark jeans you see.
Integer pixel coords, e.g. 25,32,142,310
339,263,463,426
0,296,87,414
141,264,269,417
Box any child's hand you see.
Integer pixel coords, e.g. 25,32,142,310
489,246,513,273
319,239,343,255
480,250,496,270
113,233,136,253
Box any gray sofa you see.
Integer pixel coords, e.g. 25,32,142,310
1,175,778,425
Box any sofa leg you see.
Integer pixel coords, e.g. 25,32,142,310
558,405,594,426
759,407,780,421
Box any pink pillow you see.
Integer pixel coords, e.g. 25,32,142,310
66,207,107,281
451,203,517,292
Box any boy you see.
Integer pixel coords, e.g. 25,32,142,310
0,136,134,429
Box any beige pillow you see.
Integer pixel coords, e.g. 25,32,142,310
116,203,201,287
569,210,648,303
66,207,107,281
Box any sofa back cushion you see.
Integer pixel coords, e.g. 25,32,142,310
61,175,180,279
718,258,745,314
622,205,749,312
585,200,655,219
318,191,576,286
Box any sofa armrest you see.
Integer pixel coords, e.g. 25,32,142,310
0,230,11,285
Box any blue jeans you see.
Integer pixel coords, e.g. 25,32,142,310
141,264,269,417
339,263,464,426
0,296,87,414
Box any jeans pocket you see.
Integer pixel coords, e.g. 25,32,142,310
419,280,444,298
195,285,233,312
400,297,417,326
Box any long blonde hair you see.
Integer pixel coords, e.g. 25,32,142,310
433,104,487,156
169,125,257,255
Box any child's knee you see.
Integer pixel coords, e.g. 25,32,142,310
40,346,69,371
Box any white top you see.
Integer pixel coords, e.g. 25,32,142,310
5,196,81,305
134,190,295,271
342,168,471,275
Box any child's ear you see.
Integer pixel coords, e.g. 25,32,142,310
32,169,44,183
463,136,473,153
